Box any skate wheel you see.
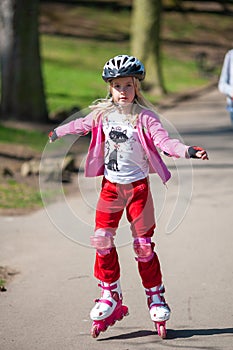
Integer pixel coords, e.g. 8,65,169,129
118,305,129,320
122,305,129,316
91,324,100,339
157,324,166,339
159,324,166,339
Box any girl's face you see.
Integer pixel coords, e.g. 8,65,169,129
110,77,135,105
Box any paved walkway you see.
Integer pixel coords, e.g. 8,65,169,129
0,87,233,350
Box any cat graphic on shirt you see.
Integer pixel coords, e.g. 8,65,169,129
106,127,128,171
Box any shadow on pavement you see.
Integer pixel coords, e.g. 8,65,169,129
98,327,233,341
97,329,155,341
167,327,233,339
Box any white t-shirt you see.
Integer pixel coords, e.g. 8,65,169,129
102,110,149,184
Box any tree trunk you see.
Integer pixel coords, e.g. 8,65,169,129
0,0,48,122
131,0,167,94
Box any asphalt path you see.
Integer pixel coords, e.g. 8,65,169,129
0,87,233,350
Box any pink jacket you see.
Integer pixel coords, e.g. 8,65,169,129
55,109,189,184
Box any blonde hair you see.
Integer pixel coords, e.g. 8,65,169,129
132,78,157,111
89,77,158,122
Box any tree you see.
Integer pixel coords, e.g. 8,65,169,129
131,0,167,94
0,0,48,122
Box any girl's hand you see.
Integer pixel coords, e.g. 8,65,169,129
48,130,58,143
188,146,209,160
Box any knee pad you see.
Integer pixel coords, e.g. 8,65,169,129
90,229,114,255
133,237,154,262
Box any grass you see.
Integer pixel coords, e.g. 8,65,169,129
0,177,68,211
41,35,129,112
0,279,6,291
39,1,233,114
163,56,208,92
0,125,48,152
0,179,43,210
41,34,211,113
0,126,48,211
0,278,5,287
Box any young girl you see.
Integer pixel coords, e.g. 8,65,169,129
218,49,233,125
49,54,208,339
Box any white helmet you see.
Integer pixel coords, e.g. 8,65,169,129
102,54,145,82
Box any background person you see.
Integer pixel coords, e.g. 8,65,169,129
218,49,233,125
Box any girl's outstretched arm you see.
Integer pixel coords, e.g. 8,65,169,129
48,112,94,143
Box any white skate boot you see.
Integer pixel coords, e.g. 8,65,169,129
90,279,129,338
145,284,171,339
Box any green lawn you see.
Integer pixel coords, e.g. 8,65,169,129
41,35,129,113
0,125,48,151
0,179,43,210
39,1,233,115
41,34,210,114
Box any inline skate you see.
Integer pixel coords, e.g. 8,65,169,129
145,284,171,339
90,279,129,338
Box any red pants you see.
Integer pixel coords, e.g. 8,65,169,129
94,177,162,289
